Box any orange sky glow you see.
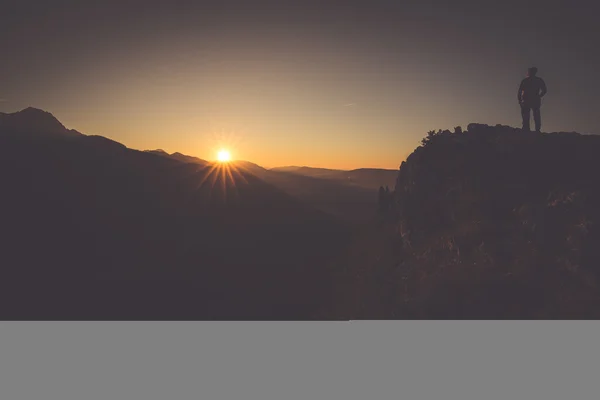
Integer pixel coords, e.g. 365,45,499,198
3,2,596,170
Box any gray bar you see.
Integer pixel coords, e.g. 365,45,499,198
1,321,599,400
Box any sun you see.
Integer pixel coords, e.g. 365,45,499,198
217,149,231,162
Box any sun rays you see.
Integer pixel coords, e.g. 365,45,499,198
178,127,254,203
192,159,257,204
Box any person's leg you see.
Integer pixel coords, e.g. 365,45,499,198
521,105,531,131
533,107,541,132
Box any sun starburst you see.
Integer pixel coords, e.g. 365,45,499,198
217,149,231,162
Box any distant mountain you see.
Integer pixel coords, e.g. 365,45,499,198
145,149,169,156
270,165,398,190
257,170,378,223
170,152,209,165
144,149,208,165
231,162,383,223
272,166,338,176
0,108,350,320
138,153,380,223
142,151,266,175
234,160,268,176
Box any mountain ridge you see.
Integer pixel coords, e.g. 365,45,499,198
0,107,385,223
0,107,352,319
0,107,82,138
271,165,398,190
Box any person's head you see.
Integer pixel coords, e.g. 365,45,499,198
527,67,538,77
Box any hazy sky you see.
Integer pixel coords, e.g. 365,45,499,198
2,0,598,169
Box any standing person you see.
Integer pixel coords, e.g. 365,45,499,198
518,67,547,132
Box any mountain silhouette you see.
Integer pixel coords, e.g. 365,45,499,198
144,149,209,165
0,108,351,320
271,166,398,190
0,107,82,137
329,124,600,319
141,151,382,223
170,152,209,165
235,160,268,175
144,149,170,156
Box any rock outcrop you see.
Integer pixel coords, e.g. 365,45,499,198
337,124,600,319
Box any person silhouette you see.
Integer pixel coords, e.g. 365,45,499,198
518,67,547,132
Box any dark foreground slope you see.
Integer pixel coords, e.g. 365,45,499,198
0,108,350,320
330,124,600,319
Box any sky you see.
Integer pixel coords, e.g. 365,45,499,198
2,0,599,169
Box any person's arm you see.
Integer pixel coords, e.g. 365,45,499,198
539,78,547,97
518,80,524,103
